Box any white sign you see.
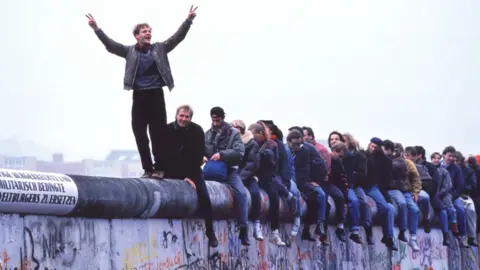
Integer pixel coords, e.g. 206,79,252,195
0,169,78,215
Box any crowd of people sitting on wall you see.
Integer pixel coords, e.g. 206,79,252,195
152,104,480,251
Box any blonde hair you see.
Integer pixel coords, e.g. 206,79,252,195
230,120,246,133
176,104,194,117
342,132,357,151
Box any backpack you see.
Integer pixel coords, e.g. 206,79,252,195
203,160,228,182
415,164,432,182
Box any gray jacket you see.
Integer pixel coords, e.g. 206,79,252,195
205,127,245,168
94,19,192,91
437,166,452,199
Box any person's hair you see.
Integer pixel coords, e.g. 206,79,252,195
453,151,464,162
248,123,265,135
382,139,395,152
302,126,315,139
327,131,345,148
331,141,347,152
230,120,246,134
467,156,479,169
256,121,271,140
414,145,426,160
430,152,441,160
405,146,417,156
342,132,357,151
287,130,302,142
133,23,151,36
176,104,194,117
394,143,404,152
288,126,303,135
442,146,456,155
210,106,225,119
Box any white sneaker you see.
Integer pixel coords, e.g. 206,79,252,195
270,230,286,246
253,221,264,241
409,238,420,251
290,217,301,237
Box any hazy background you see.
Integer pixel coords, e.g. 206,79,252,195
0,0,478,160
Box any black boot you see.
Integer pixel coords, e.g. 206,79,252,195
335,228,347,242
423,219,431,233
239,227,250,246
398,229,407,242
301,227,316,242
365,226,374,245
442,232,450,247
383,237,398,251
315,221,326,237
349,233,363,244
468,237,478,247
206,230,219,248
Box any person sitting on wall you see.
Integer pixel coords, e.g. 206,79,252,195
163,104,218,247
247,123,287,246
203,107,250,245
286,130,327,242
231,119,264,242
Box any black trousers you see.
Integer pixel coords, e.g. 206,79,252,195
193,174,215,233
258,178,281,230
131,89,167,171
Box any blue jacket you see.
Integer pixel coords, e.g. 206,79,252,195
275,138,291,183
284,143,296,182
443,162,465,198
238,139,259,182
290,146,310,188
304,142,328,185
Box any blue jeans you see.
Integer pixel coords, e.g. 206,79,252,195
347,189,361,232
417,190,431,220
323,184,346,224
438,208,449,233
453,198,467,236
354,187,372,228
290,180,302,217
300,183,327,225
224,169,249,228
364,185,394,238
388,190,419,235
244,177,261,221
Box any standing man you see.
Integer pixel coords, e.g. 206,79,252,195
86,6,198,178
163,105,218,248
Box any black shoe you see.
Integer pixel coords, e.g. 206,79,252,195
301,228,316,242
384,237,397,251
468,237,478,247
287,196,298,216
398,230,407,242
442,232,450,247
315,222,326,237
423,219,431,233
206,231,219,248
335,228,346,242
350,233,363,244
239,227,250,246
365,226,374,245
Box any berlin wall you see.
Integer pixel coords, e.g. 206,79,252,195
0,169,478,269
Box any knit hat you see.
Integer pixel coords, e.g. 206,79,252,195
370,137,383,146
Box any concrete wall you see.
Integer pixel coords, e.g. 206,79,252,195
0,169,478,269
0,215,478,269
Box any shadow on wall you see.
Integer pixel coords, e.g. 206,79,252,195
0,214,477,269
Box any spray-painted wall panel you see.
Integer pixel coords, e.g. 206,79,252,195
21,216,110,270
0,214,23,269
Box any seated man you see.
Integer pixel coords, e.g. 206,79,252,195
325,141,362,243
248,123,286,246
431,152,458,238
455,152,478,247
383,142,421,251
162,105,218,247
287,130,327,242
204,107,250,245
442,146,468,248
231,119,264,242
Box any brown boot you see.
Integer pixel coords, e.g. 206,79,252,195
140,171,152,178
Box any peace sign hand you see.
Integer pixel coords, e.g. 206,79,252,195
187,5,198,21
85,13,99,30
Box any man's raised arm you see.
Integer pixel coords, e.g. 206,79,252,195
86,13,129,58
162,5,198,53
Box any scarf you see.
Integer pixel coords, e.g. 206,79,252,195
210,121,233,151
